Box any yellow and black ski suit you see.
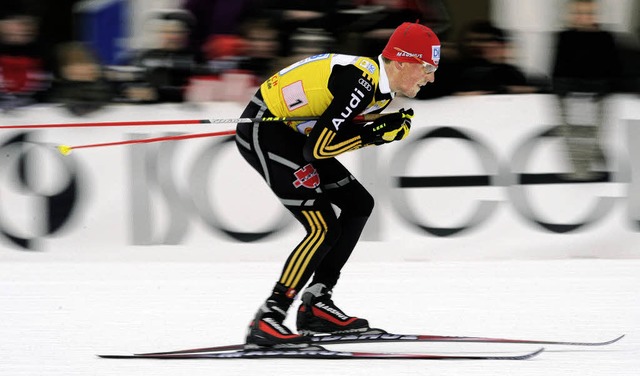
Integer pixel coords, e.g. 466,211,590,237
235,53,394,301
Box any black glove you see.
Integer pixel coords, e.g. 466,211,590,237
362,108,413,145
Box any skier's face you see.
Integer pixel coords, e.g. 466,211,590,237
393,61,435,98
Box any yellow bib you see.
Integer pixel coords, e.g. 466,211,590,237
260,54,389,133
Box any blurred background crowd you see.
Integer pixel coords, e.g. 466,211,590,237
0,0,639,116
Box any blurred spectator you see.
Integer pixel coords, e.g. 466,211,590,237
257,0,340,57
416,0,451,38
356,0,448,57
0,6,52,111
274,27,335,69
27,0,81,46
181,0,257,56
453,21,539,96
202,33,247,74
237,17,280,82
197,32,255,103
204,34,247,61
48,42,114,116
551,0,622,180
187,16,279,103
118,10,204,103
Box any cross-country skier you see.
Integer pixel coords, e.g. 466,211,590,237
235,21,440,348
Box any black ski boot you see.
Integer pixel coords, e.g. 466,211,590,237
245,299,314,349
296,283,370,335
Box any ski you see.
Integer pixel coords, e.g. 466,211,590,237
134,332,624,356
99,347,544,360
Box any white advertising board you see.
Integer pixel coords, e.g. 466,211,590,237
0,94,638,261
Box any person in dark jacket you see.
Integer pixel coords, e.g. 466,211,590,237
123,10,204,103
551,0,622,180
454,21,536,95
48,42,114,116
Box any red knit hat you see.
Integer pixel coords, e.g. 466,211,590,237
382,22,441,67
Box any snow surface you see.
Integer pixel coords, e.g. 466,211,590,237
1,258,638,375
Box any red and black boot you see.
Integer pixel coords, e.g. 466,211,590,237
245,299,311,349
296,283,370,335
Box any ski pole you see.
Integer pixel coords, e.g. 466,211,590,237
57,130,237,155
2,113,386,130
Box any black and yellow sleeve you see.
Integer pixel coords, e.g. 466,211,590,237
302,66,376,161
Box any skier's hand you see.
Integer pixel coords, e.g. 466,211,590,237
362,108,413,145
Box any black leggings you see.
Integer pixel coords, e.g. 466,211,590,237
235,92,374,298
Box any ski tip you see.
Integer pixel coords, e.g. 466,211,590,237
574,334,626,346
607,334,625,345
481,347,543,361
526,347,545,359
559,334,626,346
490,347,544,360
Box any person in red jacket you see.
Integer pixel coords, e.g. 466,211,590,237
0,9,52,111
